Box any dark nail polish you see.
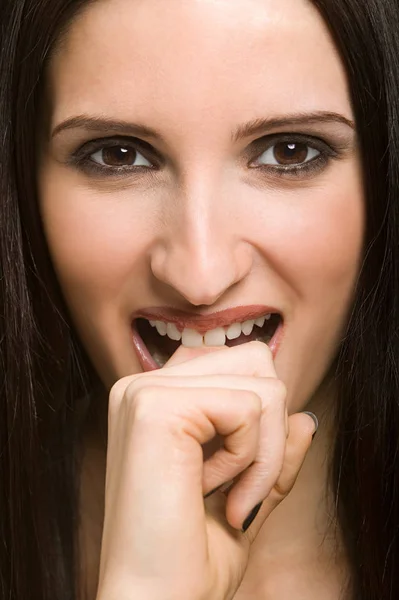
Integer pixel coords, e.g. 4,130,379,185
303,411,319,439
242,501,263,532
204,484,223,499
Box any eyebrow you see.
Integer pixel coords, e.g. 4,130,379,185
51,110,355,142
232,111,355,142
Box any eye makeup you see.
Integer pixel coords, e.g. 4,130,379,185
63,128,354,183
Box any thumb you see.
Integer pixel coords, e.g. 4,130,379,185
241,411,318,541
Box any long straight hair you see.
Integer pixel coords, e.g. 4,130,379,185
313,2,399,597
0,1,398,598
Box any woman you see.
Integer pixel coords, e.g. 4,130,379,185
0,0,398,598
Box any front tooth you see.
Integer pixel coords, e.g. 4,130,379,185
166,322,182,341
204,327,226,347
181,328,204,347
155,320,167,336
226,322,242,340
242,319,255,335
255,316,265,328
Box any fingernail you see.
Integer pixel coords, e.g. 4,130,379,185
204,484,223,499
241,501,263,533
303,411,319,439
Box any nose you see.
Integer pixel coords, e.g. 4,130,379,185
150,185,253,306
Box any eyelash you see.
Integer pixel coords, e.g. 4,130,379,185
68,134,338,180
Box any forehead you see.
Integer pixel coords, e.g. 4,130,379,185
47,0,352,136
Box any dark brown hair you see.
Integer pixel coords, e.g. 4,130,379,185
0,0,398,598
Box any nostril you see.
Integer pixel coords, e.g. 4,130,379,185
149,244,251,307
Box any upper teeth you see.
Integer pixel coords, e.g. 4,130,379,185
148,314,271,348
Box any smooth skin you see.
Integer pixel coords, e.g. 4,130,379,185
37,0,364,597
98,343,315,600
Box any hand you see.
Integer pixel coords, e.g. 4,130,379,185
96,341,316,600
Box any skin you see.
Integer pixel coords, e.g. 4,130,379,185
37,0,364,597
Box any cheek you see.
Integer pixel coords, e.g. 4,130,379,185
37,171,157,385
264,173,365,409
261,181,364,296
38,175,154,308
38,157,364,396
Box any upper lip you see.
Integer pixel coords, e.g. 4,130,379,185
133,305,282,334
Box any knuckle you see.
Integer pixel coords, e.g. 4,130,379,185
109,374,162,415
273,472,295,500
267,378,287,402
108,375,134,414
224,445,254,470
230,453,253,472
125,375,158,397
241,442,258,465
242,390,263,421
131,385,161,421
131,388,190,435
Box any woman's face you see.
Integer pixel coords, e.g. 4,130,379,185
38,0,364,413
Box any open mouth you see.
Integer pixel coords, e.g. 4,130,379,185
132,312,283,370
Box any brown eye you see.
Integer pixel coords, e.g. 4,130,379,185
90,146,152,167
274,142,308,164
256,141,320,167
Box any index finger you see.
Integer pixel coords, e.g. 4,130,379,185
162,340,277,378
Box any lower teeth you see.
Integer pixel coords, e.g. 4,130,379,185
152,349,169,368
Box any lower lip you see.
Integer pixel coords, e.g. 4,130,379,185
132,320,285,372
